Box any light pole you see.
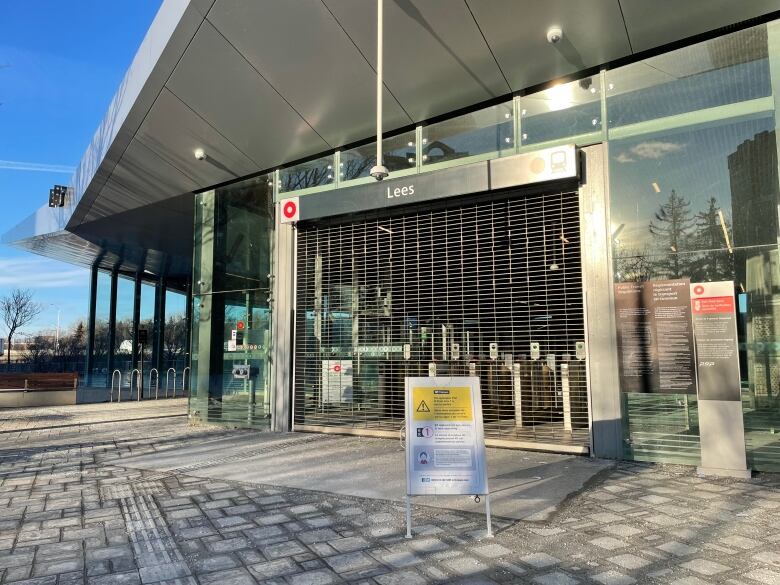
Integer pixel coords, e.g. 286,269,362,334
46,303,61,351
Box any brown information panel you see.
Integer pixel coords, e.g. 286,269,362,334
614,279,696,394
690,281,741,401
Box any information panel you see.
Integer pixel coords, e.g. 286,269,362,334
405,377,488,496
690,281,741,401
614,279,696,394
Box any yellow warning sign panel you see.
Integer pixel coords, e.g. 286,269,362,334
412,387,473,422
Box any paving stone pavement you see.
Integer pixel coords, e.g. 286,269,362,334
0,406,779,584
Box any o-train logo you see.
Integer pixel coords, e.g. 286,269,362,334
280,197,299,223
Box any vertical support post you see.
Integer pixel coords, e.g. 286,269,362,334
85,263,99,386
132,274,142,399
579,144,623,458
405,495,412,539
561,363,572,432
185,281,193,371
485,494,494,538
154,280,166,374
106,270,118,383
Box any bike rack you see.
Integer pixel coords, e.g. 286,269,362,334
166,368,177,398
130,369,142,401
111,369,122,402
182,367,191,397
149,368,159,399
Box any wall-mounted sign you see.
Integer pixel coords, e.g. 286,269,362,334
232,364,250,379
321,359,353,403
295,145,579,221
280,197,299,223
614,279,695,394
690,281,740,401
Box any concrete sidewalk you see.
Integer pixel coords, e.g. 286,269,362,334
0,398,187,434
120,432,612,522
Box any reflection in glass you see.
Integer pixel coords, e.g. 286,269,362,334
520,76,601,146
609,115,777,256
113,276,135,377
163,290,188,374
421,102,513,166
340,131,416,182
91,271,112,387
140,283,155,363
607,26,770,127
191,174,275,429
280,155,334,193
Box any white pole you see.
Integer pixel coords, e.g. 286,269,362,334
376,0,383,167
485,494,494,538
370,0,388,181
405,495,412,539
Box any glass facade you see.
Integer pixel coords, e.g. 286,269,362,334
91,271,111,387
185,17,780,470
607,23,780,471
421,101,514,167
191,175,275,429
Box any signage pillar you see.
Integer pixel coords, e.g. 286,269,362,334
691,282,750,479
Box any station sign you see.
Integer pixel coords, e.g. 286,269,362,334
280,197,299,223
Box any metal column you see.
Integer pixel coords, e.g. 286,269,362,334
132,274,142,399
85,264,99,386
106,269,118,380
153,280,166,374
579,144,623,459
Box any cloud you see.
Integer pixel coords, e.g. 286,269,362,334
615,140,685,164
0,257,86,289
0,159,75,174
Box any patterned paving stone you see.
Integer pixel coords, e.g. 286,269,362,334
0,405,778,585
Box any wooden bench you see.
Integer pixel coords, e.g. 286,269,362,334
0,373,79,391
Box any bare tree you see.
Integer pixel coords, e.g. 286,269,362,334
0,288,42,370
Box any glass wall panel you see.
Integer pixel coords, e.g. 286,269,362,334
140,282,155,365
610,115,777,260
607,26,771,128
279,155,334,193
113,276,135,377
520,76,602,146
91,271,111,387
421,101,513,166
339,131,416,182
191,176,275,429
609,33,780,471
163,290,188,376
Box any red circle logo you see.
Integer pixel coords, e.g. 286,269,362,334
237,321,245,330
283,201,297,219
693,285,705,296
333,365,342,373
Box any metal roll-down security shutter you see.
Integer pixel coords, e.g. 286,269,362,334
294,188,589,450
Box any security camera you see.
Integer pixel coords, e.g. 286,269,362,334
194,148,207,161
546,26,563,44
370,164,389,181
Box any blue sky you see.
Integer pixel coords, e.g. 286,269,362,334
0,1,162,335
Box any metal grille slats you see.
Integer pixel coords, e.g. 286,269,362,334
294,189,589,448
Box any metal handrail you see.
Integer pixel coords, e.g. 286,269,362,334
182,367,190,397
111,369,122,402
166,368,176,398
149,368,159,399
130,369,142,401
